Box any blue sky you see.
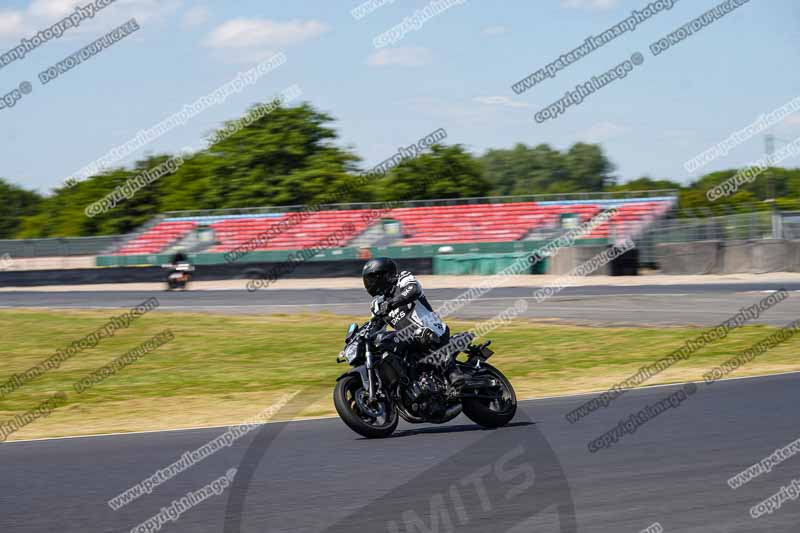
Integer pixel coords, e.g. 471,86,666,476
1,0,798,193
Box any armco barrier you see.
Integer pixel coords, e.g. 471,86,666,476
0,258,434,287
0,235,122,258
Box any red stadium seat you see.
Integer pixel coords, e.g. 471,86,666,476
111,199,675,254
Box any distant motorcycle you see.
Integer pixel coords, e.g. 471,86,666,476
333,314,517,438
163,263,194,291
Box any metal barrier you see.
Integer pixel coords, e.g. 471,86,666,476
780,211,800,240
651,211,776,244
0,235,124,258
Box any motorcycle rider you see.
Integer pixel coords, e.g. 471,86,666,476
362,257,465,389
170,250,190,267
163,249,194,289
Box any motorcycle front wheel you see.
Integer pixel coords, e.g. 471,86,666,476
333,374,398,438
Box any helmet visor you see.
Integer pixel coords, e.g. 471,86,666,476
364,272,387,296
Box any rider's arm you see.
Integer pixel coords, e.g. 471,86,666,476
387,272,421,309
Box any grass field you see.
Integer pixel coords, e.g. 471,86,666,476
1,309,798,441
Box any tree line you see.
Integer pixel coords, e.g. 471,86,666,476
1,100,799,239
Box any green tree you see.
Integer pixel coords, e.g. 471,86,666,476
0,179,42,239
610,177,682,192
372,144,489,201
17,155,176,237
563,142,614,191
166,102,361,209
8,95,800,239
479,142,613,196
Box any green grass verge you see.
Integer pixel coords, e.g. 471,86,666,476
0,309,798,440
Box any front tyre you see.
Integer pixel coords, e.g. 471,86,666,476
334,374,398,438
462,364,517,428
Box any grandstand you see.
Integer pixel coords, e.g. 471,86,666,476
8,191,800,276
109,194,677,257
115,220,198,255
207,210,373,253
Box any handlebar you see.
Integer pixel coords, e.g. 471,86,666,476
362,316,384,340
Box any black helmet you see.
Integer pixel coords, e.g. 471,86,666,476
362,257,398,297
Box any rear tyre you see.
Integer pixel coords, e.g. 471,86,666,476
462,364,517,428
334,374,398,438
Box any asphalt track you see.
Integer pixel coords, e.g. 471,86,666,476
2,372,799,532
0,283,800,326
3,282,798,532
2,283,799,326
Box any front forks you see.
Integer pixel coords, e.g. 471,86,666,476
365,348,376,401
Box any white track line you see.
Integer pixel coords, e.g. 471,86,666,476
4,370,800,445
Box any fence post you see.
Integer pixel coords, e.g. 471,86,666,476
772,211,783,240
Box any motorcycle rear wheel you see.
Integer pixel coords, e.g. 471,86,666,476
334,374,398,438
462,364,517,428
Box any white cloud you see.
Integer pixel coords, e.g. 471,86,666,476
0,0,180,43
0,10,25,37
205,18,328,50
481,25,509,36
580,121,630,142
111,0,183,24
367,47,432,67
28,0,80,19
28,0,177,22
472,95,531,109
561,0,619,10
182,5,210,29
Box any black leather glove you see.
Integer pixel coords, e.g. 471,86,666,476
419,327,441,347
377,301,390,316
371,297,390,317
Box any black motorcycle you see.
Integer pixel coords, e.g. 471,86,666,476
333,316,517,438
163,263,194,291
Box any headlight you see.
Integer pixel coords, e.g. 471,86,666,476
344,343,359,363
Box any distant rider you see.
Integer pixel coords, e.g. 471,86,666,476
361,257,465,389
163,250,194,289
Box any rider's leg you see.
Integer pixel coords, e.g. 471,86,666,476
418,327,465,390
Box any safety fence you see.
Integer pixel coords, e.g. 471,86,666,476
650,211,780,244
0,235,123,258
